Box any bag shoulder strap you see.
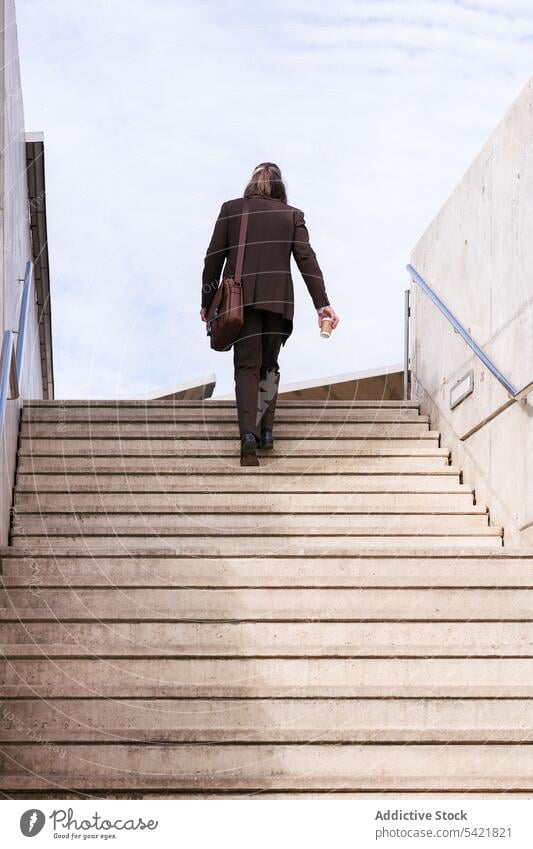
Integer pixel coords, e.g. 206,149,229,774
234,197,250,286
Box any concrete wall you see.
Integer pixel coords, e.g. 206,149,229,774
278,365,404,401
410,76,533,546
0,0,45,545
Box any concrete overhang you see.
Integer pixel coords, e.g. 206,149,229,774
278,364,404,400
214,364,404,401
26,131,54,399
137,374,216,401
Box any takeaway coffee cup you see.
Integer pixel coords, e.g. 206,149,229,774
320,316,333,338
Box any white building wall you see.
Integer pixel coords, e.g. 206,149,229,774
0,0,45,545
410,76,533,546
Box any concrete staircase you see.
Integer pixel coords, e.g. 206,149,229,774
1,398,532,796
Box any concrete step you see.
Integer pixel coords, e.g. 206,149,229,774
6,793,527,799
0,587,530,621
0,620,527,656
20,423,434,438
2,743,532,791
13,512,490,533
13,491,475,512
9,534,502,551
11,521,499,548
22,408,426,422
18,438,444,457
3,698,533,743
24,399,421,409
4,657,533,698
14,472,464,493
16,457,452,474
1,551,531,588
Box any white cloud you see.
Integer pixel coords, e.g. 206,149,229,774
16,0,533,397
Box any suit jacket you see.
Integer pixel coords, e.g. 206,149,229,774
201,195,329,328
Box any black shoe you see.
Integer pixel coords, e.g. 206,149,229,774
240,431,259,466
260,429,274,450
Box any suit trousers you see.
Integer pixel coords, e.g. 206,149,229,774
233,307,289,437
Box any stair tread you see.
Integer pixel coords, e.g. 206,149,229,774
5,538,506,555
12,529,500,540
1,621,529,656
1,587,531,621
14,493,475,510
22,411,428,421
19,444,446,458
2,544,519,558
13,505,481,515
2,554,533,587
24,400,421,407
2,698,532,743
3,743,533,791
4,657,533,698
13,506,487,516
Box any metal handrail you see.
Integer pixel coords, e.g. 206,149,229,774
406,263,533,402
0,261,33,437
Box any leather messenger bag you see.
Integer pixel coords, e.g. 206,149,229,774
206,197,249,351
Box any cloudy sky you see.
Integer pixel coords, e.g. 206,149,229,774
16,0,533,398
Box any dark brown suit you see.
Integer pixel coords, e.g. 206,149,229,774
202,194,330,436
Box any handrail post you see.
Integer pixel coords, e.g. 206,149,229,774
403,288,410,401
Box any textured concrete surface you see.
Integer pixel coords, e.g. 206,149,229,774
0,0,46,545
5,743,533,791
410,76,533,545
1,399,531,796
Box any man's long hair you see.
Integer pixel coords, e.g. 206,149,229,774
244,162,287,203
